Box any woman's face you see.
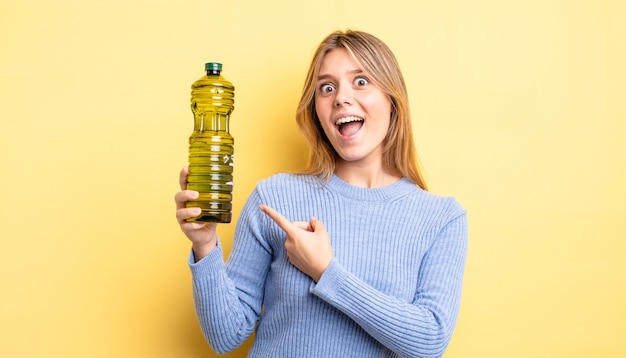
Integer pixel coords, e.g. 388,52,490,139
314,48,392,167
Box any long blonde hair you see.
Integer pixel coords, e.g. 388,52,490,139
295,30,427,190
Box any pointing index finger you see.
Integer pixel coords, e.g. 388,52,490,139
259,205,295,234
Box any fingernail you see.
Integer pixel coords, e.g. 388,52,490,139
191,191,199,199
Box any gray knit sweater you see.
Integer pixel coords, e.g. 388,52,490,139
189,173,468,357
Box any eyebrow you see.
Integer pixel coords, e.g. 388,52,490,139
317,69,364,82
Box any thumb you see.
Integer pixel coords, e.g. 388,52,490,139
309,217,327,233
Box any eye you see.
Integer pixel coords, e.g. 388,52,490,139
354,76,369,87
319,83,335,95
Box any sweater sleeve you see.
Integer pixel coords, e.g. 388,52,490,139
310,211,468,358
188,189,272,354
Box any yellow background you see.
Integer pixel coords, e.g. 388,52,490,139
1,0,624,357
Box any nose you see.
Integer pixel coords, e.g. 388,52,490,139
334,85,353,107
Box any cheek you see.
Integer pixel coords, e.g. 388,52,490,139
314,101,336,137
376,97,393,124
314,96,330,118
318,119,335,138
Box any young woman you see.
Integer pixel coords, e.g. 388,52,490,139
175,30,468,358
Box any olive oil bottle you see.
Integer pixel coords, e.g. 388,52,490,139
186,62,235,223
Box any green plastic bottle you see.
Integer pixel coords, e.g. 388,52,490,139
186,62,235,223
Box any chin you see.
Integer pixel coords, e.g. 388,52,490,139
337,153,366,163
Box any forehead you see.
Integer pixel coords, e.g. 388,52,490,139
318,48,361,75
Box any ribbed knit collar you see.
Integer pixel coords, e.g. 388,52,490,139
326,174,420,202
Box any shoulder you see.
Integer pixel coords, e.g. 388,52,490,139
253,173,321,203
402,187,467,226
256,173,318,190
420,190,465,214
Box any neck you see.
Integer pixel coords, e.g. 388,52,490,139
334,160,400,188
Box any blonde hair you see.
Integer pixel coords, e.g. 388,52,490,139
295,30,427,190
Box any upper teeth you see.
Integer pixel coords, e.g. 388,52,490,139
336,116,364,126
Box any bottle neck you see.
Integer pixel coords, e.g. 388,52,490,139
206,70,221,76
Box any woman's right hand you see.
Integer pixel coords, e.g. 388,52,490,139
175,166,218,261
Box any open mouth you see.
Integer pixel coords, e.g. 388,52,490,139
336,116,364,136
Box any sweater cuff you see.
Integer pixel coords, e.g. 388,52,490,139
310,258,349,301
188,243,225,281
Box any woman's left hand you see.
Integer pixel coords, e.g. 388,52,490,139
259,205,333,282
